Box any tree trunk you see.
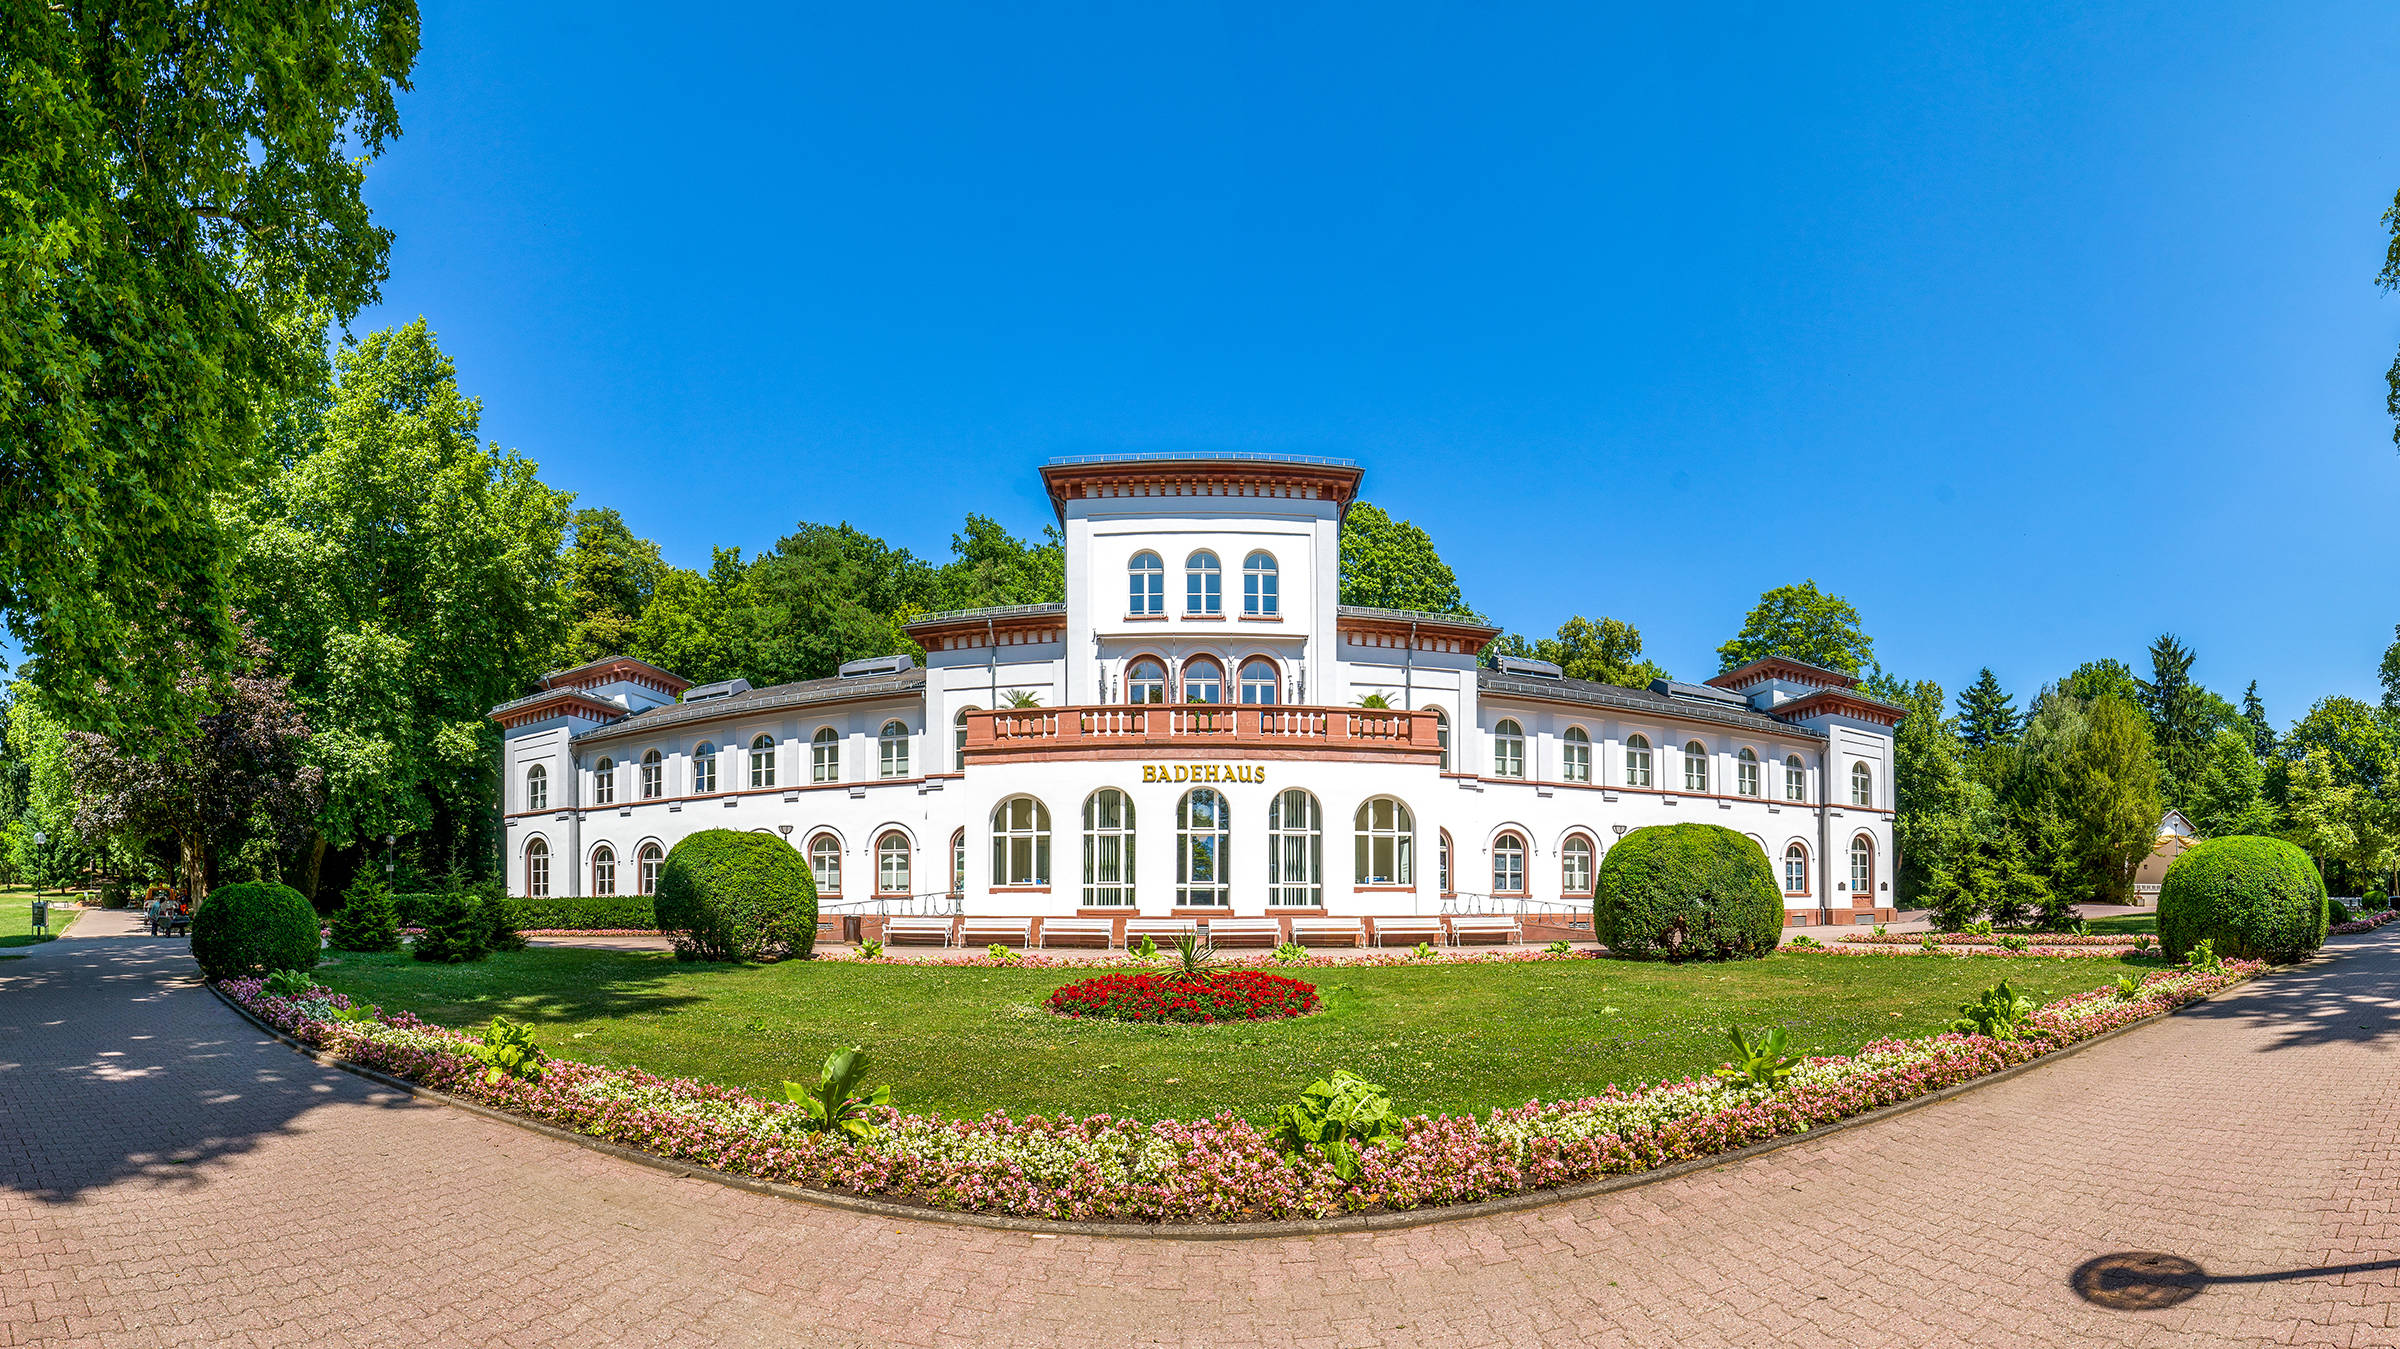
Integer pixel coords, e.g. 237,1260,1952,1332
181,834,209,905
299,832,328,905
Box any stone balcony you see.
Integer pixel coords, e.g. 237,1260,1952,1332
959,704,1443,764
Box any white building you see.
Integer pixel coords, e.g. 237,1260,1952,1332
491,454,1902,939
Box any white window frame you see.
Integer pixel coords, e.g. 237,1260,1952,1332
1785,755,1806,802
1351,796,1413,888
526,764,548,811
1129,550,1165,616
591,844,615,896
1081,789,1136,907
1784,843,1808,896
592,758,613,806
1185,551,1222,615
639,842,663,896
876,832,911,896
692,743,717,794
808,834,841,895
1176,787,1231,906
811,727,838,783
640,749,662,799
879,720,910,779
749,734,777,789
991,796,1052,887
1493,719,1525,778
1851,761,1873,808
1492,833,1526,895
1562,727,1591,783
1683,740,1709,793
1243,551,1279,616
1625,735,1653,788
1269,788,1325,906
1736,747,1760,797
525,838,549,897
1561,836,1593,896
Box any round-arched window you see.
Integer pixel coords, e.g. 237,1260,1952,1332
1125,657,1166,705
1185,551,1222,615
1493,719,1525,778
1128,550,1165,616
879,720,910,778
1353,797,1413,887
1082,789,1135,907
749,734,777,789
1851,761,1874,808
1243,551,1279,616
1177,788,1231,906
876,831,911,895
1625,735,1653,788
1239,657,1279,705
1785,754,1806,801
1683,741,1709,793
1783,843,1808,895
1736,747,1760,797
525,837,549,897
592,757,613,806
810,727,838,783
639,842,663,896
591,844,616,896
1269,788,1323,906
1492,832,1526,895
1562,727,1591,783
991,796,1052,886
1851,836,1874,894
807,834,841,895
526,764,548,811
1182,656,1224,705
693,743,718,794
641,748,663,799
1561,835,1594,895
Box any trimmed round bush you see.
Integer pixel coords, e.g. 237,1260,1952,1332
1594,823,1783,961
2157,835,2327,963
653,829,818,962
191,881,322,981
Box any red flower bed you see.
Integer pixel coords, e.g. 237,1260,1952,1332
1045,970,1319,1024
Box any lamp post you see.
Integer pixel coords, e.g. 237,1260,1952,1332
383,834,397,881
29,831,44,901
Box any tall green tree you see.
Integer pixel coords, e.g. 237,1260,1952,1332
2186,728,2278,839
2002,691,2162,909
734,523,932,685
2283,696,2397,794
2,1,419,737
1955,668,2020,753
1337,503,1473,615
2241,681,2276,761
2062,658,2142,708
629,549,750,687
2380,187,2400,447
1715,580,1874,677
1497,616,1665,688
553,509,666,668
2137,633,2214,807
930,516,1065,613
2,687,86,891
2379,624,2400,717
1871,675,1990,909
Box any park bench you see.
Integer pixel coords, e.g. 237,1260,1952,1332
1448,915,1523,946
1122,917,1200,948
1202,917,1283,947
1369,915,1445,948
1036,917,1115,949
1289,917,1365,948
881,915,956,947
960,916,1034,949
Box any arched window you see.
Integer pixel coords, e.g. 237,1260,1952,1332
749,734,777,789
876,832,911,895
525,837,549,897
808,834,841,895
1239,657,1279,705
1625,735,1653,788
1352,796,1413,887
1736,747,1760,797
641,749,663,799
1562,727,1591,783
810,727,837,783
1561,835,1594,896
1851,761,1873,808
1783,843,1808,895
1125,657,1166,705
879,720,910,778
591,844,616,896
1439,829,1454,894
1493,719,1525,778
1185,551,1222,615
591,758,613,806
1176,788,1231,906
1182,656,1224,705
1128,550,1165,616
1243,551,1279,616
990,796,1052,886
1851,836,1874,895
1784,754,1805,802
1683,741,1709,792
949,829,966,895
692,743,717,794
953,708,974,766
639,842,663,896
1492,832,1526,895
1434,708,1451,772
526,764,548,811
1081,789,1135,907
1268,788,1324,906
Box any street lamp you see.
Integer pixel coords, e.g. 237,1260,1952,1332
29,831,44,901
383,833,397,879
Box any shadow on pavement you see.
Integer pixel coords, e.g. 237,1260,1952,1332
2072,1250,2400,1311
2171,933,2400,1055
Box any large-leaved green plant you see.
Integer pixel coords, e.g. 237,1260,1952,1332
783,1046,891,1141
1272,1069,1402,1181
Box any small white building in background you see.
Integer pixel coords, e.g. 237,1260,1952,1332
490,454,1903,937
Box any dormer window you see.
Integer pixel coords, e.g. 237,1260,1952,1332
1185,551,1221,615
1128,551,1164,616
1243,552,1279,616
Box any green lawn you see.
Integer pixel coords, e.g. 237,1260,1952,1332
310,946,2163,1123
0,894,80,947
2084,913,2158,935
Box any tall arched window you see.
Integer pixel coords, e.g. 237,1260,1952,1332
1352,796,1413,887
1561,835,1594,896
1851,836,1874,895
1267,789,1323,905
1081,789,1135,907
1783,843,1808,895
952,708,974,766
1239,657,1279,705
1128,550,1165,616
808,834,841,895
949,829,966,895
1434,708,1451,772
1562,727,1591,783
1683,741,1709,792
1784,754,1805,802
1851,762,1873,808
876,832,911,895
1125,657,1166,705
639,842,663,896
525,837,549,897
990,796,1052,886
1492,832,1526,895
1493,719,1525,778
1177,788,1231,906
879,720,910,778
526,764,548,811
692,743,717,794
591,844,616,896
641,749,663,799
1243,551,1279,616
1439,830,1454,894
1185,551,1222,615
749,734,777,789
1736,747,1760,797
1182,656,1224,705
810,727,837,783
1625,735,1653,788
592,758,613,806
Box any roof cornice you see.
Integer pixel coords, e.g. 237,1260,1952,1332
1038,455,1365,524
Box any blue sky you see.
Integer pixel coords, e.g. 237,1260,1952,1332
350,2,2400,724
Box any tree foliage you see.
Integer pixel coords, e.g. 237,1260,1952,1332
2187,728,2278,840
1715,580,1874,677
552,508,665,669
1495,616,1664,688
1,1,419,737
1955,668,2020,753
1337,502,1472,615
2137,634,2215,808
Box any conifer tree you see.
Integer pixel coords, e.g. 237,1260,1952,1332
2137,634,2211,806
1956,668,2020,751
2241,681,2276,762
328,871,401,953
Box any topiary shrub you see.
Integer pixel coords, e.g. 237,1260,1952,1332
1593,823,1783,961
2328,898,2354,927
328,873,402,953
2157,835,2327,964
653,829,818,963
411,891,490,963
191,881,322,981
2364,888,2390,913
502,896,657,930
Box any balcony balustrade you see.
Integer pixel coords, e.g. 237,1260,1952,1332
960,704,1443,763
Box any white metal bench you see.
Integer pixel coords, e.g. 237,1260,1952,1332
960,916,1034,949
881,915,956,947
1371,916,1445,948
1204,917,1284,947
1037,917,1115,949
1448,915,1523,946
1289,917,1365,948
1123,917,1200,948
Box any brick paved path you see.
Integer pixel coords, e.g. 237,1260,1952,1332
6,910,2397,1347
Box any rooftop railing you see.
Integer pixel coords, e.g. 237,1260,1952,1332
961,703,1443,761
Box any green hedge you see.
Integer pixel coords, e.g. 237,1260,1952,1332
2158,835,2327,963
503,896,657,930
1593,823,1783,961
192,881,322,981
654,829,817,962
